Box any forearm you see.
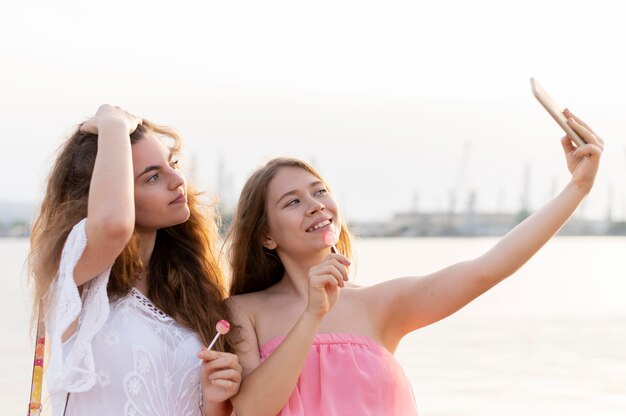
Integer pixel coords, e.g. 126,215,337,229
233,312,321,416
479,180,588,280
87,121,135,231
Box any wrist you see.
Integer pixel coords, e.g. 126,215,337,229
97,117,133,137
566,178,592,197
300,308,324,328
200,396,230,416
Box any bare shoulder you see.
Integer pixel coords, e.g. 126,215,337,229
228,289,280,330
349,277,424,334
229,290,272,315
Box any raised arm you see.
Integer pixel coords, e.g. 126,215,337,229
73,105,141,286
375,110,604,346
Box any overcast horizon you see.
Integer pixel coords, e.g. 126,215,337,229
3,0,625,222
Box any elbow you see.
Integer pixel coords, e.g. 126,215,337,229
464,258,492,286
472,258,510,288
92,215,135,244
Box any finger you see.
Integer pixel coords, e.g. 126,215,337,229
563,109,601,148
563,108,593,131
208,369,242,383
318,272,344,289
328,259,349,281
317,258,350,274
121,107,137,121
566,118,602,148
204,359,242,375
79,120,97,134
197,349,216,360
313,265,345,287
199,351,239,367
310,272,341,291
326,253,351,266
121,109,142,129
197,349,227,361
561,136,577,154
316,259,348,279
206,378,239,390
572,143,603,159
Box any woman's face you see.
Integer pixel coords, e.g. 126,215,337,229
131,133,190,232
264,166,340,256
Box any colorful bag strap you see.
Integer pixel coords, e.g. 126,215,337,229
27,318,45,416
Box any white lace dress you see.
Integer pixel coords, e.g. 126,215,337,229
44,219,204,416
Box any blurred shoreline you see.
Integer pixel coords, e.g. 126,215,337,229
3,213,626,238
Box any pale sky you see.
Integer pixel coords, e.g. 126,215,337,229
2,0,625,222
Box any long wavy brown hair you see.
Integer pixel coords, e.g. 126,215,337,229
28,120,232,350
228,157,353,295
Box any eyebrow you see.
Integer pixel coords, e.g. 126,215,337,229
135,152,174,180
136,165,160,180
276,180,324,205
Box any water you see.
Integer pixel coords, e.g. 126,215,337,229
2,237,625,415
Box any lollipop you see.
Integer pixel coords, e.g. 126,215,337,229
207,319,230,351
323,230,339,254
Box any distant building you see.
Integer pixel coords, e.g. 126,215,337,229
351,210,620,237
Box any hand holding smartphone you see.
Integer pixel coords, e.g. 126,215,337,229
530,78,586,146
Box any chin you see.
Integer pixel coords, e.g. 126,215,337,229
144,209,191,231
172,208,191,226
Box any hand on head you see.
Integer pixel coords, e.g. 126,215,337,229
80,104,142,136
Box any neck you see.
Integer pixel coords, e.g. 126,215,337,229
276,248,333,298
134,229,157,295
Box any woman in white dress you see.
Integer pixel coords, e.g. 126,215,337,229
28,105,241,416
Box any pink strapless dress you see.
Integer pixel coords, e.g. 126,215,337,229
260,333,419,416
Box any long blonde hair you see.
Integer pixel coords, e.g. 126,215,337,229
29,121,232,349
228,157,353,295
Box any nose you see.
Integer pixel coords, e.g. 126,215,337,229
306,197,325,215
168,166,186,190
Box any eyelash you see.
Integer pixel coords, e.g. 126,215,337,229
284,189,328,207
146,160,179,183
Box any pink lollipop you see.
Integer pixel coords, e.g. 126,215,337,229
323,230,338,253
207,319,230,351
216,319,230,335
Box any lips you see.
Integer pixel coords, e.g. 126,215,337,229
170,192,186,205
306,218,332,232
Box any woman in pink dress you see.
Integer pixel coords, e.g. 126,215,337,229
227,109,602,416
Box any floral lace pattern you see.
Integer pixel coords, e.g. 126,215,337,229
44,219,203,416
130,288,172,322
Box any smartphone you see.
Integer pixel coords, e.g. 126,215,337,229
530,78,586,146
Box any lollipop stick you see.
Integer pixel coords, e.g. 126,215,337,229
207,333,220,351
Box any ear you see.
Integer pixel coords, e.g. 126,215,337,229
262,234,277,250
